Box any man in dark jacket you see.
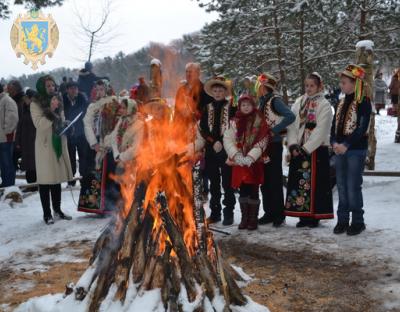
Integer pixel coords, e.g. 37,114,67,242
15,89,37,189
7,80,25,171
63,81,90,186
59,76,68,95
77,62,107,101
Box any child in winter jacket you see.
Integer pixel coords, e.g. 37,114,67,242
223,95,271,230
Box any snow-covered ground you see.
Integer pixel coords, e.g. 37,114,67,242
1,113,400,311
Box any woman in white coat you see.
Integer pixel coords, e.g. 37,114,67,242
31,75,73,224
285,72,334,228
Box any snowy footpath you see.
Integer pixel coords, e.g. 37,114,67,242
1,115,400,311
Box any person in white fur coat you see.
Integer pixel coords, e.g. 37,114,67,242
79,79,120,214
285,73,334,228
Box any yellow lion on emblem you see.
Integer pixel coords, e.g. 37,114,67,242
21,24,46,54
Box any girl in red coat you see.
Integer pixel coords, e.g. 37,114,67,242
223,95,271,230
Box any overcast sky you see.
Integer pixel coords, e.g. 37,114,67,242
0,0,217,79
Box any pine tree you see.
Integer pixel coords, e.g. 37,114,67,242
191,0,400,99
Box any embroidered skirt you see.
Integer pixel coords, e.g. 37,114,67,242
285,146,333,219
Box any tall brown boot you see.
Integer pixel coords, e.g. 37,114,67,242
238,197,249,230
247,199,260,231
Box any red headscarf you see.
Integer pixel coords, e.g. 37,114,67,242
234,95,270,156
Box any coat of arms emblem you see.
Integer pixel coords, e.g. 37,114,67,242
10,10,59,70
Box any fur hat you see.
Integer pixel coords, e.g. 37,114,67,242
204,76,230,96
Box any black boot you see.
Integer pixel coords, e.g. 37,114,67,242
51,184,72,221
258,214,274,225
238,197,249,230
44,216,54,225
222,207,234,226
333,222,349,234
395,131,400,144
296,219,309,228
347,223,366,236
273,217,285,227
307,219,320,228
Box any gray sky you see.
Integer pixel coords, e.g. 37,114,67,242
0,0,217,78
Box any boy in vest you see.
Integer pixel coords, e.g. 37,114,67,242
331,64,371,235
192,76,236,225
257,73,295,227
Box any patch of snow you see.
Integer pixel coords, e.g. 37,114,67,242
356,40,374,50
150,58,162,66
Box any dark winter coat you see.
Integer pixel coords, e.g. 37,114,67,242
16,103,36,171
11,91,26,121
63,92,89,138
77,69,105,101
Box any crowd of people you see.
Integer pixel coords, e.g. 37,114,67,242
0,61,399,236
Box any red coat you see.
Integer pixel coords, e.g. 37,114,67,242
232,161,264,189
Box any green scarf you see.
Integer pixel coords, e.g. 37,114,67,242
52,133,62,159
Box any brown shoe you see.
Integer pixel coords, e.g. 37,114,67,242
247,199,260,230
238,197,249,230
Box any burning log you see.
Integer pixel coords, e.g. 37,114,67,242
157,192,198,301
113,202,141,301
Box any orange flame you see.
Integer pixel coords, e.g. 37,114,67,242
115,53,203,258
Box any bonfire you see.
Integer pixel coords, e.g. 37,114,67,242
17,60,268,312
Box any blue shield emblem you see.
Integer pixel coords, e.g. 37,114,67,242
21,21,49,55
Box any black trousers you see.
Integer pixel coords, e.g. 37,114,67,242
260,141,285,221
205,149,236,217
104,152,121,212
26,170,37,184
39,184,61,219
67,136,91,178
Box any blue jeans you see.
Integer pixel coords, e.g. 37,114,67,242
0,142,16,187
335,149,367,224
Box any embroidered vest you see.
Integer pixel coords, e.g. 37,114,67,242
335,98,365,136
206,101,231,136
263,95,284,131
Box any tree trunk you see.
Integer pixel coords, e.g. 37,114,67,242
272,2,289,103
356,2,377,170
88,32,94,62
299,9,306,95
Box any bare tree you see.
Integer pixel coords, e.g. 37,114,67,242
72,0,120,62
